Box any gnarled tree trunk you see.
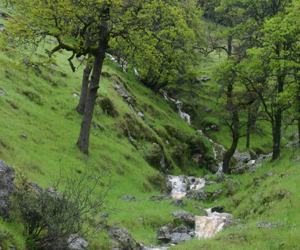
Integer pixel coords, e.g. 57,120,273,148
77,19,109,155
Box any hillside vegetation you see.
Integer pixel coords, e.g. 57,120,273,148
1,0,300,250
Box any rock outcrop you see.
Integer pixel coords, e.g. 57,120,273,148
0,160,15,219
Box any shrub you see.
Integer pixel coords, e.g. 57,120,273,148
13,168,111,250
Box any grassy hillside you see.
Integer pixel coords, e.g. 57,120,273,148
1,4,300,250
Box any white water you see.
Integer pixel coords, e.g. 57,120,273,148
167,175,206,200
163,92,191,124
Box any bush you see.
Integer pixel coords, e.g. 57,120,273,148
13,168,111,250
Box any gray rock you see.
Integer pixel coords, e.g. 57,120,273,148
172,210,195,226
99,213,109,218
46,187,62,199
20,134,27,139
231,181,241,189
115,81,130,98
155,226,171,242
170,233,191,244
248,164,262,173
28,182,44,195
51,63,58,68
186,190,207,201
265,171,274,177
257,221,284,229
213,189,222,197
121,194,138,202
172,225,187,233
22,58,28,64
0,88,6,95
109,227,134,250
0,161,15,219
149,195,171,201
137,112,145,118
170,199,186,207
231,161,248,174
67,234,89,250
294,157,300,163
233,150,251,163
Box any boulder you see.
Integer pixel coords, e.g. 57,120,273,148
231,162,248,174
185,190,207,201
67,234,89,250
170,199,186,207
0,161,15,219
233,150,251,163
172,210,195,227
155,226,171,243
109,227,134,250
170,233,191,244
172,225,188,233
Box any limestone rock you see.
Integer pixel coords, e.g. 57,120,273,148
170,199,186,207
172,225,188,233
185,190,207,201
109,227,134,250
172,210,195,227
0,161,15,219
233,150,251,163
170,233,191,244
155,226,171,243
67,234,89,250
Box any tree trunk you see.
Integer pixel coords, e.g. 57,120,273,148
223,111,239,174
77,24,109,154
153,81,168,95
298,116,300,144
227,36,232,56
271,73,284,161
271,107,282,161
246,108,251,149
76,53,93,115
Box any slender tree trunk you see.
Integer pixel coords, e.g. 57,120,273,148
223,111,239,174
246,109,251,149
76,53,93,115
298,117,300,144
77,21,109,154
271,108,282,161
227,36,232,56
271,74,284,161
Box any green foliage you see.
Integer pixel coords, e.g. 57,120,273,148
13,168,110,249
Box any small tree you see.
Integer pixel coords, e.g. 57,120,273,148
13,168,110,250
